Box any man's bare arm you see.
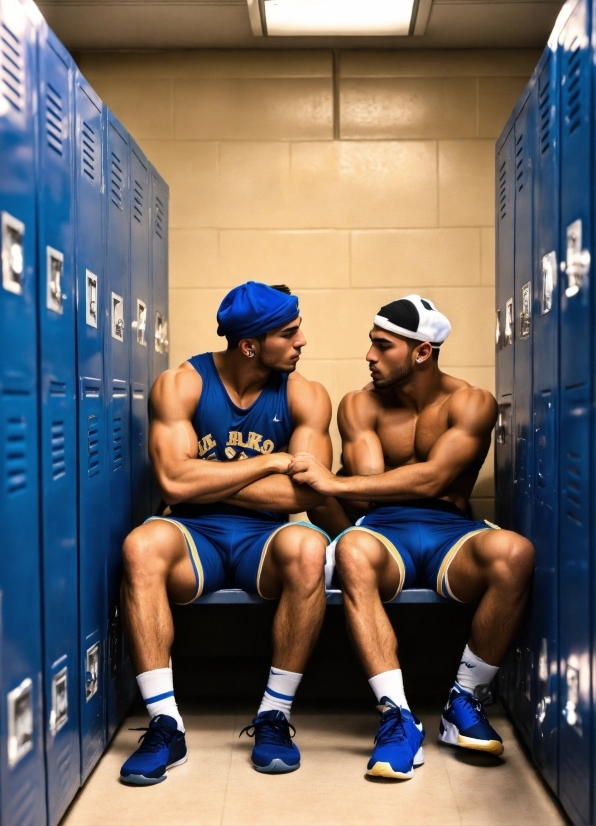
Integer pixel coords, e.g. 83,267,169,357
225,376,333,513
288,388,497,501
150,367,290,505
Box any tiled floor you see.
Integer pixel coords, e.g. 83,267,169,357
63,701,566,826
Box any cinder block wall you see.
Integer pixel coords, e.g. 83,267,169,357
77,48,540,520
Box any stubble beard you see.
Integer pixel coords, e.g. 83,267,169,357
372,361,414,389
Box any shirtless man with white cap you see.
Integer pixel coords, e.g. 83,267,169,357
288,294,535,780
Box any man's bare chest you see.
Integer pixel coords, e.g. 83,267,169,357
375,407,449,468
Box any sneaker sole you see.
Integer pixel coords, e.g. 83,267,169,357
439,717,504,756
253,758,300,774
120,754,188,786
366,746,425,780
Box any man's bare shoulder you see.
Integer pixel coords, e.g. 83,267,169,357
445,379,498,429
338,387,379,431
288,371,332,421
151,362,202,420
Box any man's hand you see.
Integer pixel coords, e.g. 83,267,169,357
287,453,341,496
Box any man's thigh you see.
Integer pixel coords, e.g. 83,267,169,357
443,526,507,602
144,516,226,604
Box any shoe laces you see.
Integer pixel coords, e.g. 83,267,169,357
374,706,409,747
239,715,296,747
128,725,177,754
452,691,489,723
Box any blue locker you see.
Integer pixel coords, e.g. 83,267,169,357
150,166,169,514
557,0,593,821
0,0,47,823
104,110,133,740
495,123,516,711
130,138,152,529
531,45,560,796
510,82,537,748
74,72,108,781
36,21,79,824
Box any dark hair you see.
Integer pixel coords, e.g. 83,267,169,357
226,284,292,349
432,348,440,361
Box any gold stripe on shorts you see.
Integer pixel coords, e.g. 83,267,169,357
146,516,204,604
340,526,406,603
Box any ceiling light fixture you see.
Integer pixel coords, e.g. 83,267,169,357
247,0,432,37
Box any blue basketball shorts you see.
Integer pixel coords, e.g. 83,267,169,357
330,499,499,602
145,507,330,604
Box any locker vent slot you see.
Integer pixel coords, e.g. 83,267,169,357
133,180,143,223
87,414,99,477
498,160,506,220
566,44,582,135
46,83,64,156
155,195,164,239
6,416,27,494
0,21,24,113
538,63,551,154
515,132,524,192
113,416,122,469
51,421,66,480
82,121,97,181
110,152,123,210
566,451,582,523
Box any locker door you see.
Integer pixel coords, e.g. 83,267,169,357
36,23,79,825
130,139,151,529
511,86,537,747
0,1,46,824
531,47,559,796
103,111,133,740
495,126,515,533
74,73,108,781
150,167,169,514
557,0,592,821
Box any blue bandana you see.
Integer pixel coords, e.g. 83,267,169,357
217,282,299,340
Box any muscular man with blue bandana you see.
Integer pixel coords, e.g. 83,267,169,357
288,295,535,780
119,282,341,785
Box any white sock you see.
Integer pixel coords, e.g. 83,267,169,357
257,667,302,721
137,668,185,732
368,669,410,711
456,645,499,694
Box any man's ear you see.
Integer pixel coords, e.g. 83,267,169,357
239,338,257,358
415,342,433,363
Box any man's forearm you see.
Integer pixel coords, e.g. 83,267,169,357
331,463,442,501
224,475,325,513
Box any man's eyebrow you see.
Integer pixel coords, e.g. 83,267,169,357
280,317,302,334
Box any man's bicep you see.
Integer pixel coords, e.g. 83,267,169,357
426,422,487,480
288,424,332,468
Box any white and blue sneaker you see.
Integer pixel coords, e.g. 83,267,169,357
120,714,187,785
367,697,425,779
439,682,504,755
240,710,300,773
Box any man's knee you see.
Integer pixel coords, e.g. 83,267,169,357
335,531,383,590
272,528,326,590
486,532,535,589
122,523,181,583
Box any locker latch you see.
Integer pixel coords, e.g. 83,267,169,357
564,220,590,298
7,677,34,767
49,667,68,735
1,211,24,296
541,251,556,314
134,299,147,346
564,665,580,727
46,246,65,314
504,298,513,346
111,292,124,341
85,642,100,702
496,409,506,444
155,312,165,353
495,310,501,348
86,270,98,328
520,282,531,339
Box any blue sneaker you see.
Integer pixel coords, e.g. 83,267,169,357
120,714,187,785
240,710,300,773
439,683,504,755
367,698,425,779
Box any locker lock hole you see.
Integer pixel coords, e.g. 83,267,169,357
2,212,25,296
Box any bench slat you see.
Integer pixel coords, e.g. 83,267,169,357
194,588,446,605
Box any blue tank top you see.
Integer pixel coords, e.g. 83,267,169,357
175,352,292,518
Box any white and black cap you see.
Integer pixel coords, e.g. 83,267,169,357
373,294,451,349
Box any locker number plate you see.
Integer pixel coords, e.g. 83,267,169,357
2,211,24,296
7,677,34,767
